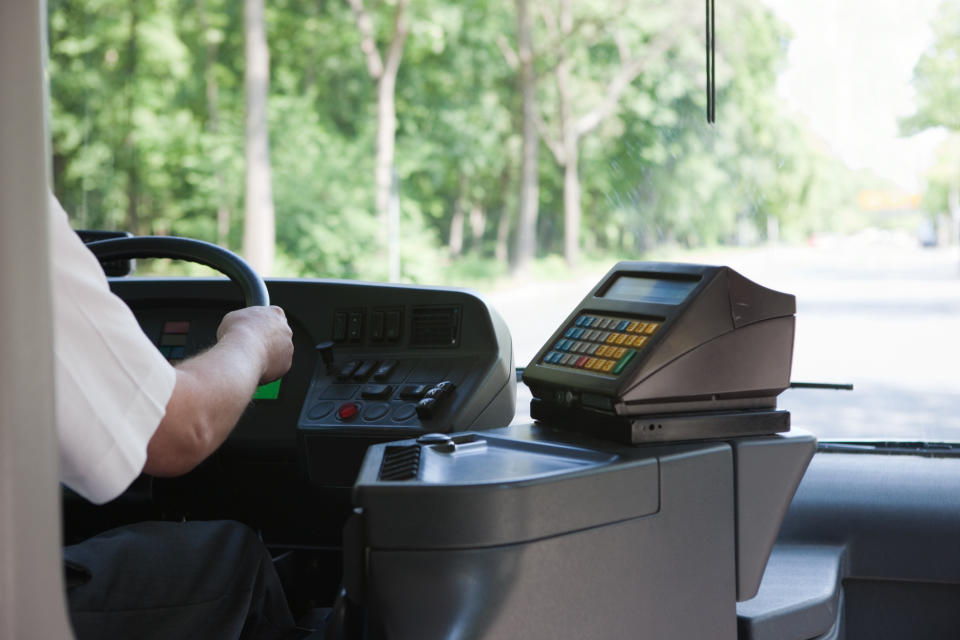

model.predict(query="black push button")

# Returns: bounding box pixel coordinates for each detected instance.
[424,380,455,400]
[373,360,397,381]
[307,401,335,420]
[362,403,390,421]
[392,404,417,421]
[415,397,438,420]
[353,360,376,380]
[361,384,393,400]
[348,312,363,342]
[337,360,361,380]
[333,312,348,342]
[399,384,429,400]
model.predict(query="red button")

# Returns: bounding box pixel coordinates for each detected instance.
[337,402,359,420]
[575,356,589,368]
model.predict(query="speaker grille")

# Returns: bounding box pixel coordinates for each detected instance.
[378,445,421,481]
[410,305,461,347]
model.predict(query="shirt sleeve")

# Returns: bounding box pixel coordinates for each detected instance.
[50,194,177,505]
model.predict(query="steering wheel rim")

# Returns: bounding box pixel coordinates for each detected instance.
[86,236,270,307]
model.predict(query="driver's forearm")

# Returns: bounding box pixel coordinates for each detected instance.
[143,330,266,477]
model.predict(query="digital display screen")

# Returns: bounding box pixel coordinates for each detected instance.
[603,275,699,305]
[252,379,282,400]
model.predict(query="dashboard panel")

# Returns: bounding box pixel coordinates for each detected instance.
[110,277,516,485]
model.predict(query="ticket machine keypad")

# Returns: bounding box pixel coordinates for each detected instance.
[540,313,661,375]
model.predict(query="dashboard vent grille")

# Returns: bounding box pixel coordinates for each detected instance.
[410,305,461,347]
[378,445,421,481]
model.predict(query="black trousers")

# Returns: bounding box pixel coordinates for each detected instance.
[63,520,296,640]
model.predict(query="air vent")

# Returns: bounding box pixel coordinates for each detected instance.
[410,305,461,347]
[378,445,422,481]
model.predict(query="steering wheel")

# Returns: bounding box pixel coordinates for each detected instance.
[85,236,270,307]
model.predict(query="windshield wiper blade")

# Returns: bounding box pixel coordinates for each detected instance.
[789,381,854,391]
[819,441,960,455]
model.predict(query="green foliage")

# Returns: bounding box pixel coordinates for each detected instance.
[901,0,960,222]
[901,1,960,134]
[48,0,866,283]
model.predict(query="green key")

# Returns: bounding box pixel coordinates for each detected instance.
[612,348,637,375]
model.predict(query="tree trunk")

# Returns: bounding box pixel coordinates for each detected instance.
[449,197,465,258]
[512,0,538,276]
[496,205,511,264]
[374,73,398,231]
[198,0,230,247]
[346,0,409,255]
[495,164,513,263]
[124,2,140,234]
[556,0,581,268]
[243,0,275,275]
[449,174,467,257]
[469,202,486,250]
[563,141,581,267]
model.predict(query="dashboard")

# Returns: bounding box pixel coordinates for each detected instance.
[63,277,515,547]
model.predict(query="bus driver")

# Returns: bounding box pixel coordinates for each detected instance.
[50,194,300,640]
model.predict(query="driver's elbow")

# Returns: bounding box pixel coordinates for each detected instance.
[143,373,216,477]
[143,419,211,477]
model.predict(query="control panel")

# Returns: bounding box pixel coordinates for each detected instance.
[293,281,515,487]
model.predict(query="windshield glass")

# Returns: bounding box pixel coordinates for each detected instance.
[47,0,960,441]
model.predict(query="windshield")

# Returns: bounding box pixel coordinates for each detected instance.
[47,0,960,441]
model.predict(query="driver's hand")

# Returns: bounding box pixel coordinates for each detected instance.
[217,306,294,385]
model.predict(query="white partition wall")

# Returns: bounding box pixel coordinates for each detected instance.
[0,0,75,637]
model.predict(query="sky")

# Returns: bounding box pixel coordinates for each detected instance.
[762,0,947,191]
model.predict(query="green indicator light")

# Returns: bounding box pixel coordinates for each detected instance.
[253,379,282,400]
[612,349,637,375]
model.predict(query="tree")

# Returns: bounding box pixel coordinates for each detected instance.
[46,0,849,281]
[901,1,960,134]
[535,0,700,267]
[197,0,231,247]
[901,1,960,241]
[513,0,539,275]
[346,0,411,234]
[243,0,276,275]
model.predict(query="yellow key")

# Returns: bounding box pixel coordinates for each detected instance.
[614,333,628,345]
[606,333,619,344]
[601,359,615,372]
[611,347,626,359]
[634,336,649,349]
[626,321,639,333]
[633,322,647,333]
[596,345,608,357]
[586,357,598,369]
[643,322,659,335]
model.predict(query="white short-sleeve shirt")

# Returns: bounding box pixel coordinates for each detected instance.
[50,195,177,505]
